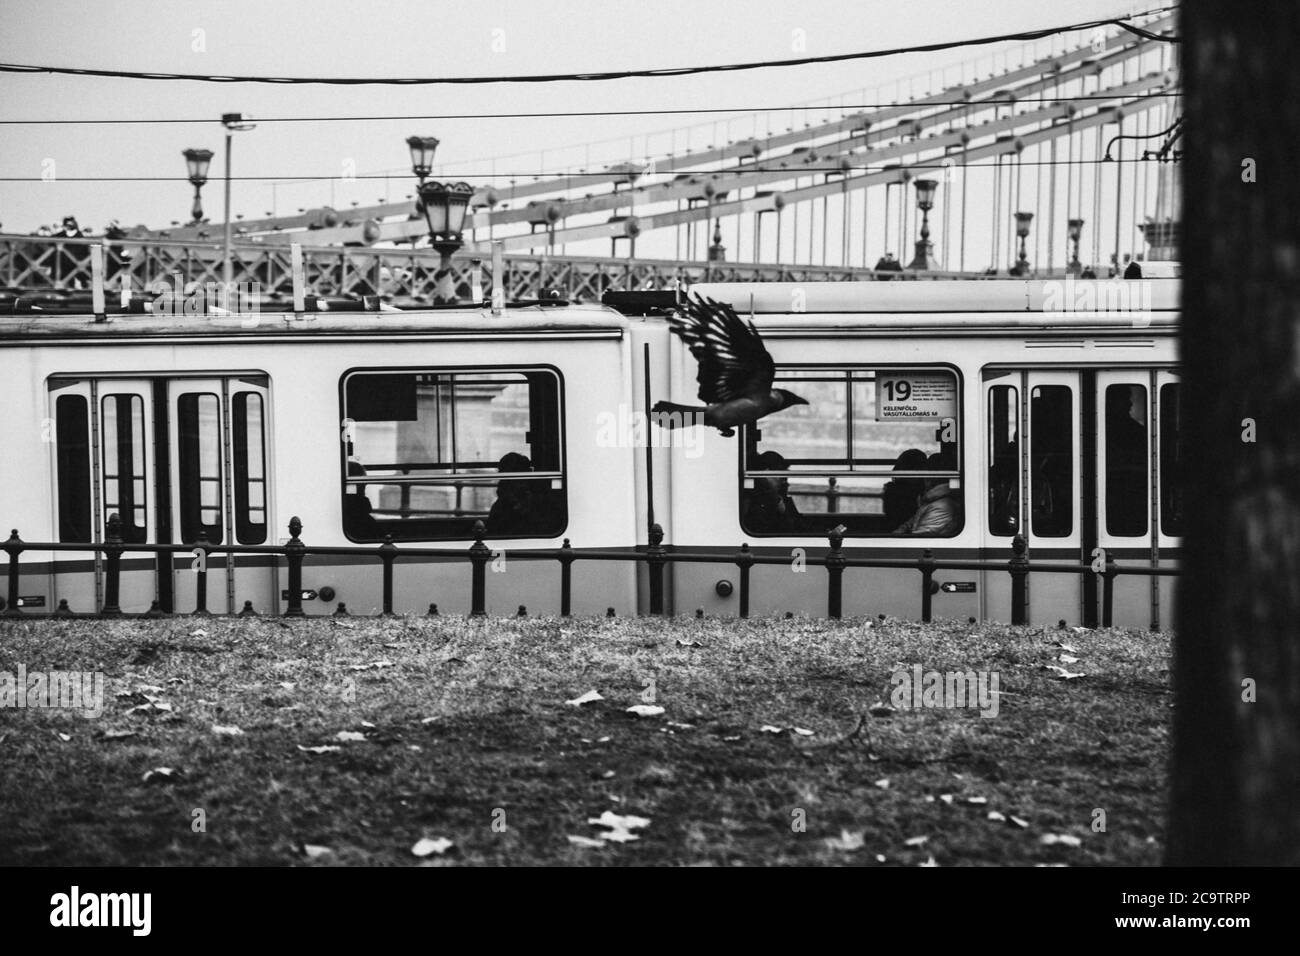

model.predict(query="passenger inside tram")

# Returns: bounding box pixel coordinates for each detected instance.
[881,448,929,530]
[893,452,962,535]
[485,452,556,536]
[742,451,810,534]
[342,458,380,538]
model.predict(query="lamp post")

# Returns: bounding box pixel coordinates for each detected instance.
[182,148,213,225]
[1067,217,1085,276]
[418,180,474,304]
[906,178,940,271]
[407,135,440,185]
[1011,211,1034,276]
[220,113,256,290]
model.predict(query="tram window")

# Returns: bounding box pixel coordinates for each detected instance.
[1029,385,1072,538]
[1160,383,1184,537]
[177,393,224,544]
[341,368,565,541]
[1105,384,1148,537]
[988,385,1019,536]
[101,393,147,543]
[232,392,268,545]
[55,394,92,543]
[742,367,962,537]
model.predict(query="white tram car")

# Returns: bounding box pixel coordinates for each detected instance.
[0,279,1181,627]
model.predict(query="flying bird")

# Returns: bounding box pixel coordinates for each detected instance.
[652,293,808,437]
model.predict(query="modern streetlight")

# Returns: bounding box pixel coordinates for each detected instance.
[220,113,256,290]
[1011,211,1034,276]
[182,148,214,225]
[906,178,940,271]
[1067,217,1085,275]
[417,180,475,304]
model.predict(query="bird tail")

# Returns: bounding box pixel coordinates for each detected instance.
[650,401,706,428]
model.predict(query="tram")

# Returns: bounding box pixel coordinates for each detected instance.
[0,277,1180,627]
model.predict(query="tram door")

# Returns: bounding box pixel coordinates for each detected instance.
[167,378,274,615]
[49,375,273,615]
[981,370,1082,625]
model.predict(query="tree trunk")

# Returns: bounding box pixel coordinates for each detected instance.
[1169,2,1300,864]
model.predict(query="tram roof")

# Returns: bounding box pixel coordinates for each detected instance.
[688,278,1180,315]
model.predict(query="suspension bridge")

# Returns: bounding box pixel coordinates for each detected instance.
[0,11,1180,306]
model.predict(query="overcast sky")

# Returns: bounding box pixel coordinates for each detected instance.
[1,0,1152,245]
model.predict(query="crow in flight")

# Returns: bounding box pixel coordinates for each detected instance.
[652,293,808,437]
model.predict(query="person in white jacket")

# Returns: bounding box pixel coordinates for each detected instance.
[894,453,962,536]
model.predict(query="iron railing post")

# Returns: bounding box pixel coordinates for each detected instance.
[736,542,753,619]
[920,548,935,623]
[559,538,573,617]
[284,516,305,617]
[3,528,23,616]
[469,520,489,616]
[1009,534,1029,625]
[193,529,210,616]
[1102,552,1117,628]
[647,523,666,615]
[102,513,123,618]
[826,524,846,619]
[379,534,397,616]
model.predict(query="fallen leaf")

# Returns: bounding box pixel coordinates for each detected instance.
[1044,664,1086,680]
[212,725,245,736]
[411,837,454,857]
[566,835,605,849]
[874,778,891,790]
[348,660,395,672]
[939,794,954,805]
[189,629,207,638]
[1009,815,1030,829]
[759,725,785,734]
[420,716,439,724]
[597,829,640,843]
[57,732,71,742]
[588,811,651,831]
[565,689,604,707]
[987,811,1007,822]
[625,704,665,718]
[965,796,988,806]
[1040,833,1082,847]
[1059,654,1080,664]
[824,829,865,851]
[792,727,815,737]
[303,844,332,859]
[722,735,741,742]
[103,729,137,740]
[919,855,939,867]
[334,731,366,742]
[601,770,616,779]
[875,854,887,863]
[904,835,929,847]
[142,767,180,783]
[137,684,165,693]
[296,744,342,755]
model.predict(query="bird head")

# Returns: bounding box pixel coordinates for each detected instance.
[776,389,809,410]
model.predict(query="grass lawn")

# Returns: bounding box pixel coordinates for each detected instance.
[0,614,1170,866]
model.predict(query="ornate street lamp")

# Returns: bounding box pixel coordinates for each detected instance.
[906,178,940,271]
[220,113,256,290]
[182,148,214,225]
[418,180,474,304]
[407,136,440,184]
[1011,211,1034,276]
[1067,218,1085,275]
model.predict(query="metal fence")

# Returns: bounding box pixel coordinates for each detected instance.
[2,514,1178,625]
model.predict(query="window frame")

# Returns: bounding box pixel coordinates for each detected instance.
[338,364,567,542]
[738,362,964,538]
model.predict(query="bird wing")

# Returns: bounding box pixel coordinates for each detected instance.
[666,293,775,403]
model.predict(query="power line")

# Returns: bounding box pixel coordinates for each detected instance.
[0,157,1173,185]
[0,93,1183,126]
[0,10,1177,86]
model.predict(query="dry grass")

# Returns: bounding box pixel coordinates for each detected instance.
[0,614,1170,866]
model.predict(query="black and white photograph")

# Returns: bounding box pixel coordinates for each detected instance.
[0,0,1293,933]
